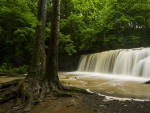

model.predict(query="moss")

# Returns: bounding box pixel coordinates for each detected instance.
[93,110,98,113]
[0,97,3,100]
[60,80,66,85]
[52,88,73,97]
[0,108,7,113]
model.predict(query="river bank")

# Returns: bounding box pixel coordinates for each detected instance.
[1,91,150,113]
[1,74,150,113]
[28,91,150,113]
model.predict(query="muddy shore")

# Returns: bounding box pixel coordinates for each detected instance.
[1,90,150,113]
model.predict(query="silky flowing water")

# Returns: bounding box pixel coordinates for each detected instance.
[59,48,150,99]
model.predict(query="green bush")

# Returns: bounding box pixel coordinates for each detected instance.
[0,63,28,74]
[0,108,6,113]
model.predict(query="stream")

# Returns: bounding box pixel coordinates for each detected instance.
[59,71,150,99]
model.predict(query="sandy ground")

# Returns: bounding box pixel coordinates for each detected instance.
[0,76,24,83]
[28,93,96,113]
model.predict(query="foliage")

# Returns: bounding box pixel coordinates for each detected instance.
[60,80,66,85]
[0,108,6,113]
[59,32,76,55]
[0,0,150,66]
[0,63,29,74]
[59,0,150,53]
[79,28,98,50]
[103,35,122,50]
[0,0,37,64]
[60,80,70,85]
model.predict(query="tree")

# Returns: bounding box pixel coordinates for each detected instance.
[12,0,49,111]
[28,0,47,77]
[45,0,62,88]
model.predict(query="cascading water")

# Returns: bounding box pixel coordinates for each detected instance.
[77,48,150,78]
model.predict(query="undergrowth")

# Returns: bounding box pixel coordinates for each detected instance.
[0,63,28,74]
[0,108,6,113]
[60,80,70,85]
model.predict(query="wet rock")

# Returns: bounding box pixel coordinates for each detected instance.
[144,80,150,84]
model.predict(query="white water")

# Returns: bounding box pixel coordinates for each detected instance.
[77,48,150,77]
[59,72,150,99]
[59,48,150,99]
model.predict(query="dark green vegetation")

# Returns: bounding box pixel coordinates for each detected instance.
[1,0,150,69]
[0,63,28,74]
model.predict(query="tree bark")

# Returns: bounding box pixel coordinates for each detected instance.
[28,0,47,78]
[45,0,61,88]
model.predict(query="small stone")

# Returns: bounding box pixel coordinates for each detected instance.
[66,103,74,107]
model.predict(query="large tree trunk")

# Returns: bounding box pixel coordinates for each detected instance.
[23,0,63,109]
[1,1,63,112]
[45,0,62,88]
[28,0,47,77]
[19,1,48,111]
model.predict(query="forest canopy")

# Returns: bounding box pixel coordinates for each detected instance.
[0,0,150,67]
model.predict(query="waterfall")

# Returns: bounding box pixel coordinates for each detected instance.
[77,50,120,73]
[77,48,150,77]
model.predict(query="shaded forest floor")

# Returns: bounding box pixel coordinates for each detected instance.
[1,91,150,113]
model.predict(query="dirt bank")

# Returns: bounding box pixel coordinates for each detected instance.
[28,92,150,113]
[1,91,150,113]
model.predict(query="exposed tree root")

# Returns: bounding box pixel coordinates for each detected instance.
[8,78,63,113]
[0,79,21,89]
[0,78,93,113]
[13,79,49,112]
[0,80,21,103]
[62,86,94,94]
